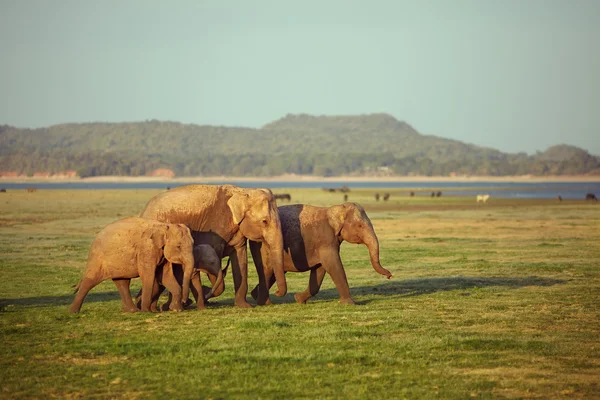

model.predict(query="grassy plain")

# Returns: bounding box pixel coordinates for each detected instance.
[0,188,599,399]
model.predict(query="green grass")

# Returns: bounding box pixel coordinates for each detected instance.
[1,188,599,399]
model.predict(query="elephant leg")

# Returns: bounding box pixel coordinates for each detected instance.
[139,272,157,312]
[113,278,138,312]
[295,266,326,304]
[195,273,206,310]
[251,269,275,306]
[189,270,201,305]
[69,276,101,313]
[250,241,271,306]
[230,248,252,308]
[149,280,164,312]
[135,280,164,312]
[161,263,183,312]
[321,252,355,305]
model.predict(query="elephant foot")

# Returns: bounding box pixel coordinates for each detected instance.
[196,303,207,311]
[294,292,309,304]
[339,297,356,305]
[256,296,272,306]
[250,287,259,300]
[122,306,139,313]
[234,300,253,308]
[183,298,194,308]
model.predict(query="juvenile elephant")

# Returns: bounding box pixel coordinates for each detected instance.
[69,217,195,313]
[140,184,286,308]
[138,244,226,311]
[249,202,392,305]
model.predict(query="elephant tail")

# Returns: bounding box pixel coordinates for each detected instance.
[72,280,81,294]
[222,258,230,277]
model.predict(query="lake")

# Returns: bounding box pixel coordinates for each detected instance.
[1,180,599,199]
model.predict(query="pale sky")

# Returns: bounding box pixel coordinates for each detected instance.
[1,0,599,155]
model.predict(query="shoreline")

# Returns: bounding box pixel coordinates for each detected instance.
[1,174,599,184]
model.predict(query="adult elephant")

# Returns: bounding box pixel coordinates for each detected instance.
[249,202,392,305]
[140,184,286,308]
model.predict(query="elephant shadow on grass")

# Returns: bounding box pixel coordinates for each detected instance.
[0,290,240,311]
[0,276,567,310]
[300,276,566,305]
[0,291,123,310]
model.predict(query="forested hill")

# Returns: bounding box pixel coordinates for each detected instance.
[1,114,599,177]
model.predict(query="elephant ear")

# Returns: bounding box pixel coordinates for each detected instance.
[151,224,169,249]
[227,193,249,225]
[327,204,349,236]
[176,223,193,241]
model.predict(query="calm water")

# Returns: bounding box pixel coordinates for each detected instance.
[1,180,599,199]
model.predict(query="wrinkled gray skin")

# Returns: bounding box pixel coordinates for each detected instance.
[69,217,194,313]
[136,244,225,311]
[139,184,286,308]
[249,203,392,305]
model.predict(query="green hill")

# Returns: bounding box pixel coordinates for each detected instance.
[0,114,598,177]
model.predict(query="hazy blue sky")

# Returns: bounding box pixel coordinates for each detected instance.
[1,0,599,155]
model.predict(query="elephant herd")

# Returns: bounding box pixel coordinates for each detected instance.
[70,184,392,313]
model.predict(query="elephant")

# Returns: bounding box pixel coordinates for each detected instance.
[69,217,195,313]
[139,184,286,308]
[137,244,226,311]
[274,193,291,202]
[248,202,392,305]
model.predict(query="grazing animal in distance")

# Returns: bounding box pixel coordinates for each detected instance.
[375,193,380,201]
[409,191,415,197]
[383,193,390,201]
[557,195,563,202]
[274,193,291,202]
[476,194,490,203]
[431,192,435,197]
[343,194,348,202]
[585,193,597,201]
[436,191,442,197]
[0,188,6,193]
[27,187,37,192]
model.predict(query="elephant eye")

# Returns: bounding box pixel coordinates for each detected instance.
[262,219,269,225]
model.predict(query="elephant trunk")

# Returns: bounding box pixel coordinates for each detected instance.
[181,255,195,306]
[268,233,287,297]
[205,267,224,300]
[205,258,229,300]
[363,229,392,279]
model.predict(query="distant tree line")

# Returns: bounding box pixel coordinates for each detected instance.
[1,150,598,178]
[0,116,598,177]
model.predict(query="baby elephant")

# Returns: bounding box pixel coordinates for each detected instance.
[69,217,195,313]
[139,244,225,311]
